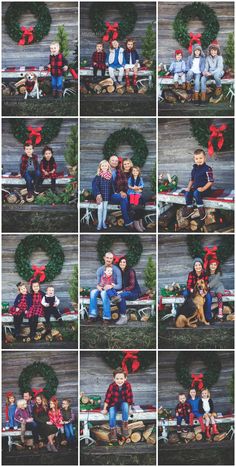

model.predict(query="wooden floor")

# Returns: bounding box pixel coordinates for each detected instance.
[81,443,156,466]
[2,447,78,466]
[80,94,156,117]
[2,97,78,117]
[158,101,234,117]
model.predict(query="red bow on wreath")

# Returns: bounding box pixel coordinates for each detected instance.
[113,254,124,264]
[69,67,78,80]
[18,26,34,46]
[31,265,46,283]
[188,32,202,53]
[203,246,218,270]
[208,124,228,157]
[122,351,140,374]
[32,387,44,398]
[191,373,204,390]
[103,21,119,42]
[27,126,42,145]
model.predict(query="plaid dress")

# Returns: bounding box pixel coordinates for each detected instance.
[40,158,57,179]
[49,54,68,77]
[92,51,106,70]
[26,291,44,318]
[175,402,192,417]
[10,293,32,316]
[105,381,133,408]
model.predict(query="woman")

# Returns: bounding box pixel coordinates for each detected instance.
[115,257,141,325]
[33,394,58,452]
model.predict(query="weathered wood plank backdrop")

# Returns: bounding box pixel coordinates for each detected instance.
[158,2,234,64]
[2,234,78,307]
[80,2,156,61]
[80,234,156,289]
[2,118,77,173]
[158,351,234,413]
[158,234,234,289]
[80,118,156,191]
[80,351,156,406]
[158,118,234,189]
[2,351,78,422]
[2,2,78,68]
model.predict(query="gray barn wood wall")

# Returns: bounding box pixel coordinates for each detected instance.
[2,2,78,68]
[158,234,234,289]
[80,351,156,406]
[2,351,78,421]
[2,234,78,307]
[80,234,156,290]
[80,118,156,192]
[80,2,156,62]
[158,118,234,190]
[2,118,77,174]
[158,351,234,414]
[158,2,234,64]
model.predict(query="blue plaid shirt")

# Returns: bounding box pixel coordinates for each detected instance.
[92,175,112,201]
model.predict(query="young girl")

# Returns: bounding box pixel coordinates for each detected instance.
[92,160,112,231]
[127,166,144,205]
[26,281,45,342]
[124,38,140,89]
[10,282,32,340]
[61,399,76,447]
[187,388,205,434]
[48,397,63,430]
[183,258,212,322]
[198,388,219,439]
[92,42,106,79]
[33,394,58,452]
[186,44,205,104]
[206,259,225,320]
[106,40,125,87]
[14,399,33,443]
[5,392,18,430]
[40,146,57,193]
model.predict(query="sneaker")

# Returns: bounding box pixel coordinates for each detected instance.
[115,315,128,325]
[111,295,122,304]
[198,206,206,221]
[102,223,108,230]
[182,206,194,219]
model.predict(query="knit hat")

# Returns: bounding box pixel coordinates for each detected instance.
[191,43,204,57]
[193,257,203,268]
[208,40,221,55]
[175,49,183,56]
[6,392,14,398]
[208,258,220,267]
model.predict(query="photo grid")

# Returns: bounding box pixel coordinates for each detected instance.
[0,1,235,466]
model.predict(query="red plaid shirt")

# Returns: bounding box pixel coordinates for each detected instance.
[49,53,68,77]
[20,154,39,176]
[40,159,57,179]
[175,402,192,417]
[48,408,63,429]
[105,381,133,408]
[186,270,209,291]
[26,292,44,318]
[10,293,32,316]
[92,51,106,70]
[114,170,130,193]
[99,274,114,288]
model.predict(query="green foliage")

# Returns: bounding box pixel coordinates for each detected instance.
[190,119,234,152]
[144,256,156,290]
[97,235,143,268]
[73,40,78,72]
[102,351,156,372]
[4,2,51,44]
[224,32,234,70]
[64,126,78,167]
[10,119,62,146]
[89,2,137,40]
[228,371,234,404]
[34,181,77,206]
[18,361,58,400]
[187,235,234,265]
[55,25,70,57]
[69,265,78,304]
[141,23,156,62]
[175,352,221,389]
[103,128,148,168]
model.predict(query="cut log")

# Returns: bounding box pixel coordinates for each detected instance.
[117,86,125,95]
[195,433,202,441]
[99,78,114,87]
[204,208,216,226]
[138,86,148,94]
[94,84,102,94]
[117,218,124,227]
[112,312,119,320]
[125,437,131,444]
[143,424,154,440]
[159,206,177,229]
[176,208,189,230]
[128,421,145,431]
[214,432,227,442]
[107,85,115,93]
[131,431,142,443]
[129,313,138,321]
[146,433,156,445]
[91,428,110,443]
[190,218,203,231]
[194,426,202,435]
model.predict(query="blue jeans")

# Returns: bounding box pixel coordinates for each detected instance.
[64,422,75,441]
[106,288,118,300]
[24,169,41,193]
[111,193,132,226]
[51,75,63,91]
[201,71,224,92]
[119,290,139,315]
[26,421,39,442]
[183,289,212,321]
[185,189,211,208]
[89,289,111,319]
[109,402,129,428]
[186,70,201,92]
[177,415,189,427]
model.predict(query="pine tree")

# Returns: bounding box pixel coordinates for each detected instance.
[144,256,156,291]
[141,23,156,62]
[64,126,78,169]
[55,25,70,57]
[69,265,78,304]
[224,32,234,70]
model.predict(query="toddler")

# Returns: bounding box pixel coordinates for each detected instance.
[26,280,45,341]
[92,43,106,78]
[187,388,205,434]
[14,399,33,443]
[168,49,186,89]
[48,41,68,98]
[199,388,219,439]
[40,146,57,193]
[175,393,192,433]
[186,44,205,104]
[20,142,41,197]
[41,285,62,333]
[127,166,144,205]
[97,266,121,304]
[5,392,18,430]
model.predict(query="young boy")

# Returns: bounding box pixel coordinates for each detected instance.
[175,393,192,434]
[186,44,205,104]
[48,41,68,98]
[20,143,41,198]
[92,42,107,79]
[183,148,214,221]
[168,49,186,89]
[97,266,121,304]
[106,40,126,88]
[101,367,133,442]
[41,285,62,333]
[201,40,224,104]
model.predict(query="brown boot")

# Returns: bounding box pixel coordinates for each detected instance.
[215,87,222,97]
[186,82,192,94]
[57,90,63,98]
[198,206,206,221]
[200,91,207,106]
[122,421,129,438]
[110,428,117,442]
[193,91,199,105]
[182,206,194,219]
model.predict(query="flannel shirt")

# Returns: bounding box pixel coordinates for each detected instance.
[10,293,32,316]
[104,381,133,408]
[48,408,63,429]
[49,53,68,77]
[61,407,73,423]
[123,269,136,291]
[92,51,106,70]
[92,175,112,202]
[26,291,44,318]
[20,154,39,176]
[187,270,209,291]
[190,163,214,189]
[175,401,192,417]
[99,273,114,288]
[114,170,130,193]
[40,159,57,179]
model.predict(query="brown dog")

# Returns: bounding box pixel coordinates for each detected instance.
[193,279,209,325]
[175,312,198,328]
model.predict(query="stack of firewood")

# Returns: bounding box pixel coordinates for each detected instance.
[91,421,156,445]
[81,77,149,95]
[159,206,233,233]
[168,427,228,444]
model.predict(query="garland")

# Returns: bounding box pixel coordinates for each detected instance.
[18,361,58,400]
[173,2,219,51]
[190,119,234,156]
[10,119,62,146]
[89,2,137,41]
[4,2,51,45]
[187,235,234,267]
[15,235,64,282]
[103,128,148,168]
[175,352,221,390]
[97,235,143,267]
[103,351,155,373]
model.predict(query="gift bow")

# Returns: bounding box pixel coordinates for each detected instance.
[32,388,44,398]
[203,246,218,270]
[31,265,46,283]
[188,32,202,53]
[113,254,124,264]
[122,351,140,374]
[208,124,228,157]
[102,21,119,42]
[191,373,204,390]
[18,26,34,46]
[27,126,42,145]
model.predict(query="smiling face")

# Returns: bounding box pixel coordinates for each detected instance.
[210,47,218,57]
[62,400,69,409]
[32,282,40,293]
[36,396,42,405]
[114,372,126,386]
[194,49,201,57]
[209,262,218,273]
[194,152,205,166]
[19,284,27,295]
[47,286,54,297]
[119,258,127,270]
[109,155,119,168]
[96,43,103,53]
[201,389,208,399]
[132,167,140,178]
[112,40,119,49]
[24,145,34,157]
[100,160,110,172]
[104,252,114,267]
[50,43,60,56]
[44,150,53,161]
[189,388,197,399]
[194,262,203,275]
[179,394,186,404]
[9,396,15,404]
[105,266,113,278]
[127,40,134,50]
[176,53,182,61]
[23,392,31,402]
[123,159,132,172]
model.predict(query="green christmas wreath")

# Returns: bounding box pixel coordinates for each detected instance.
[187,235,234,265]
[175,352,221,389]
[103,128,148,168]
[190,119,234,154]
[89,2,137,41]
[4,2,52,45]
[103,351,156,373]
[19,361,58,400]
[97,235,143,267]
[173,2,219,50]
[10,119,62,146]
[15,235,65,282]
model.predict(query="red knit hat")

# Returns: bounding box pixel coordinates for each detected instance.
[175,49,183,56]
[6,391,14,398]
[209,258,220,267]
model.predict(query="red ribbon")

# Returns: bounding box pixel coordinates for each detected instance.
[32,387,44,398]
[191,373,204,390]
[69,67,78,80]
[27,126,42,145]
[18,26,34,46]
[113,254,124,265]
[31,265,46,283]
[121,351,140,374]
[188,32,202,53]
[102,21,119,42]
[203,246,218,270]
[208,124,228,157]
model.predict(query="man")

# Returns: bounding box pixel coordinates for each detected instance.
[23,391,39,448]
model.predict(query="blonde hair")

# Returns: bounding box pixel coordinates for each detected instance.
[132,165,141,176]
[17,399,27,409]
[201,388,210,398]
[50,41,60,48]
[122,158,133,171]
[97,160,112,175]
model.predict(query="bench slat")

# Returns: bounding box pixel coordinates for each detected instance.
[2,177,71,186]
[160,292,235,305]
[158,193,234,211]
[2,313,78,323]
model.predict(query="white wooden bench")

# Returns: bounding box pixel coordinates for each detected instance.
[158,189,234,211]
[80,296,155,319]
[158,76,234,86]
[2,176,72,186]
[2,428,62,452]
[80,67,153,88]
[80,201,156,225]
[2,312,78,335]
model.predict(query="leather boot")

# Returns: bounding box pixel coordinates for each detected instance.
[122,421,129,437]
[139,219,145,231]
[186,82,192,94]
[212,423,219,435]
[110,427,117,442]
[200,91,207,105]
[193,91,199,105]
[205,426,211,439]
[133,220,143,232]
[215,87,222,97]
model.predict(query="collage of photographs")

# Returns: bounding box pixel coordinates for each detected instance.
[0,1,235,466]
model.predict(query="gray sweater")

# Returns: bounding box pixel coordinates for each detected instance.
[204,55,224,74]
[208,273,225,294]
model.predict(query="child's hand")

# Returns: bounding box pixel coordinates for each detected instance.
[44,171,49,176]
[101,409,108,415]
[120,191,127,198]
[96,194,102,205]
[97,285,103,291]
[63,66,68,72]
[93,62,97,66]
[197,187,204,192]
[47,422,52,425]
[16,307,19,312]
